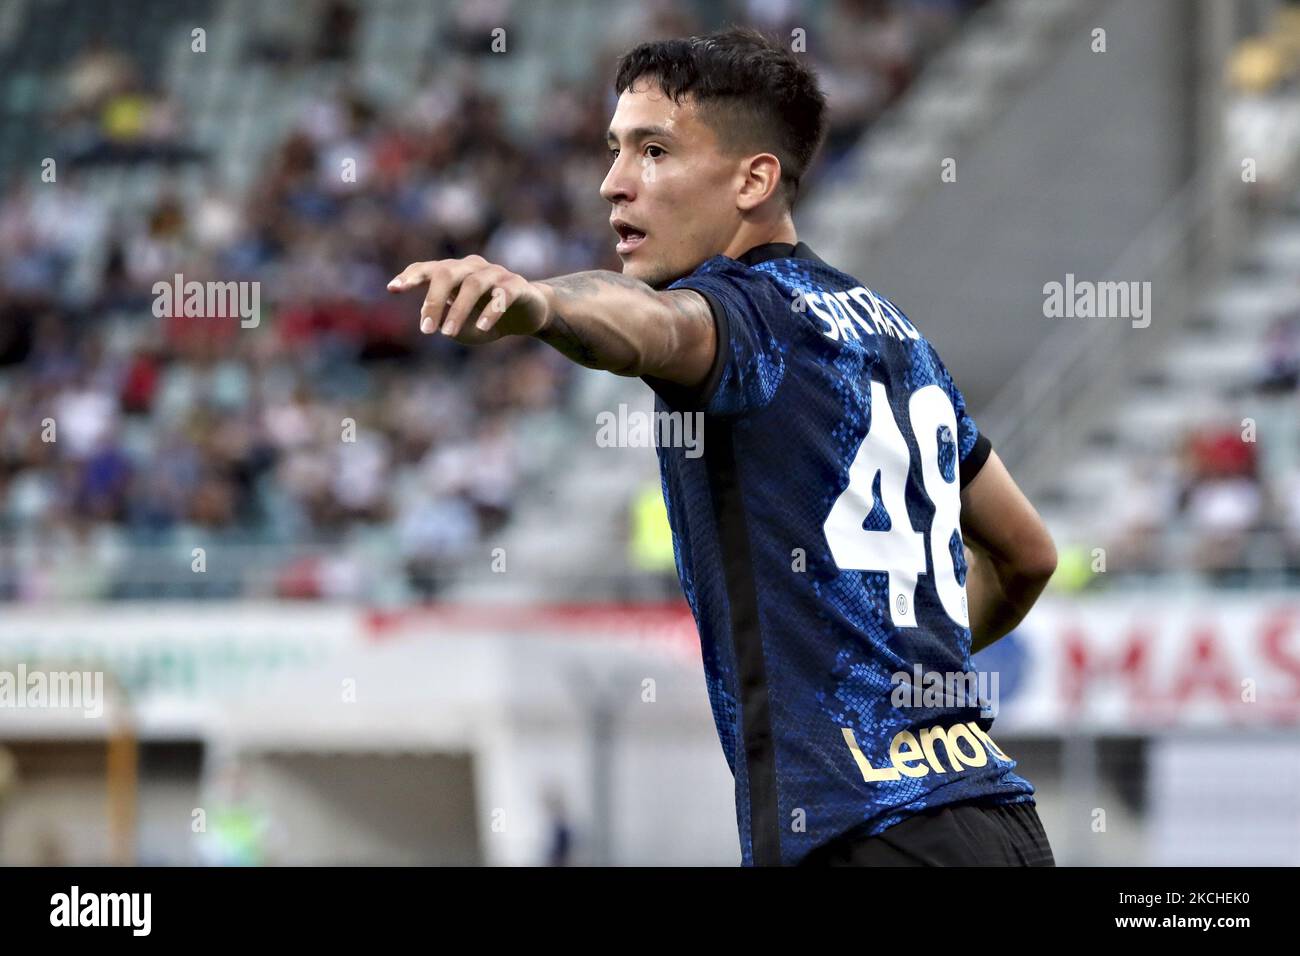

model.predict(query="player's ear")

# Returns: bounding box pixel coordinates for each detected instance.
[736,153,783,211]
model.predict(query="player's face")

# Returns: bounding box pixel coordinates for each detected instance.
[601,82,742,289]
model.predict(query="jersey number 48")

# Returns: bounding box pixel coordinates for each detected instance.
[823,381,969,629]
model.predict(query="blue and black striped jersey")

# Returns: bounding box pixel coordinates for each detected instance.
[644,241,1036,866]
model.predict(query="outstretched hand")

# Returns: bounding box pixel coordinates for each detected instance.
[387,255,551,344]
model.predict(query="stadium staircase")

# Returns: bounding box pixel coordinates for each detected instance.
[976,5,1300,584]
[804,0,1080,266]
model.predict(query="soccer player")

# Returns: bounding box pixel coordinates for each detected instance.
[388,27,1058,867]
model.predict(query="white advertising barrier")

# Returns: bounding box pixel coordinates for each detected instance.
[0,602,703,742]
[0,603,732,866]
[2,596,1298,738]
[0,604,355,738]
[981,592,1300,733]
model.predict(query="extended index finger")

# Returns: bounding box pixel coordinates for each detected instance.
[387,261,440,292]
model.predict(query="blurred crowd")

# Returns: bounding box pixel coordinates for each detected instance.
[1080,6,1300,588]
[0,64,580,599]
[58,38,200,168]
[1099,311,1300,586]
[0,0,988,601]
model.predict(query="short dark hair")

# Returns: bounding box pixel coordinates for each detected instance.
[613,26,828,208]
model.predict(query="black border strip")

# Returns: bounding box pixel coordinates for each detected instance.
[703,419,782,866]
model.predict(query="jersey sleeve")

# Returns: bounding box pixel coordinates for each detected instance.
[927,341,992,489]
[642,257,800,416]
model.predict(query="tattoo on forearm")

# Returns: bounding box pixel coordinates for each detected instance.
[543,271,646,297]
[535,271,653,369]
[532,271,710,377]
[536,311,601,367]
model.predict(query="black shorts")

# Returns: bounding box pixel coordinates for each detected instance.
[800,799,1056,867]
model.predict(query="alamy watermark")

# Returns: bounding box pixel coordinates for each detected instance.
[50,886,150,935]
[891,664,999,718]
[1043,273,1151,329]
[152,273,261,327]
[0,665,105,718]
[595,403,704,458]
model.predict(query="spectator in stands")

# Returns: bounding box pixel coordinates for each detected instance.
[1257,311,1300,393]
[1177,419,1266,579]
[1108,455,1180,576]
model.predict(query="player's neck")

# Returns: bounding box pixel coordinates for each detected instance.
[722,218,797,260]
